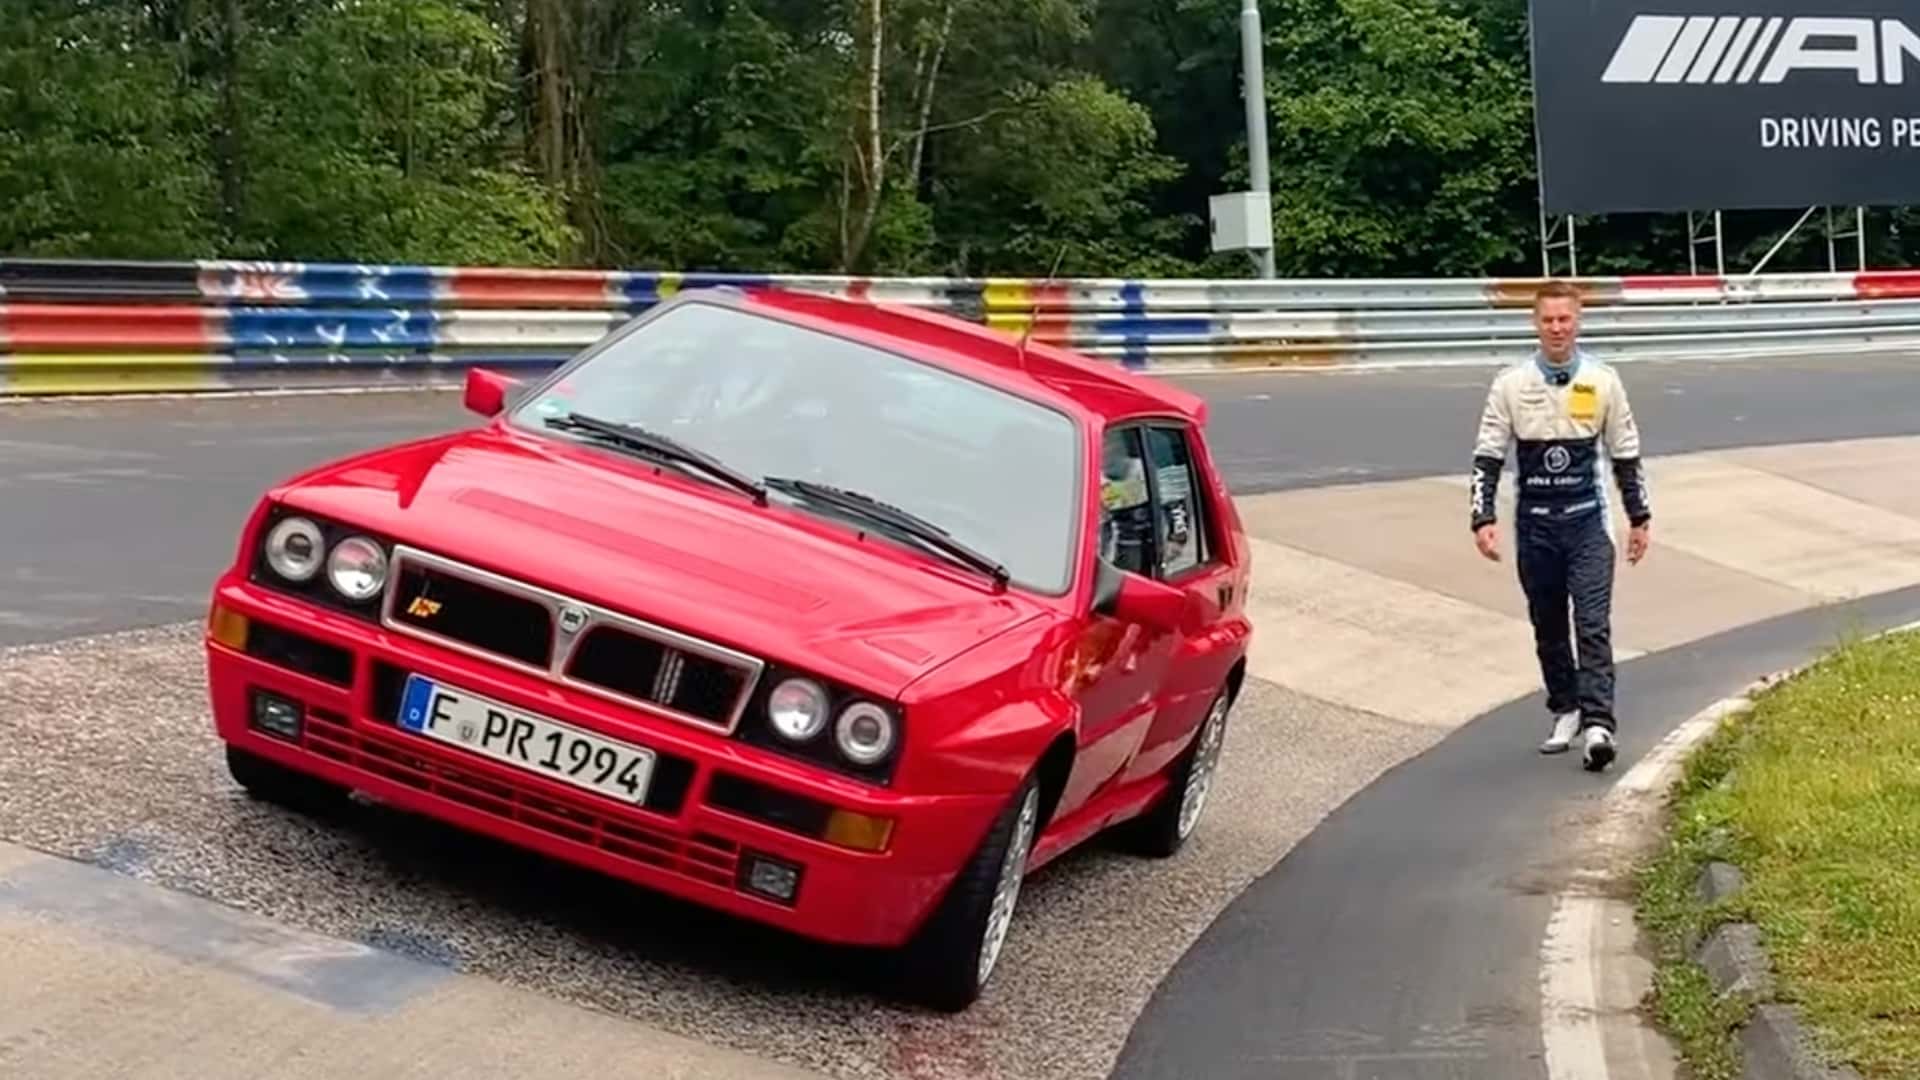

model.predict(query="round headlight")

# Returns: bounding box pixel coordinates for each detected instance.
[836,702,896,765]
[767,678,829,741]
[327,536,388,602]
[265,517,325,582]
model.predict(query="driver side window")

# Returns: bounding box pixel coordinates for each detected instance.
[1100,427,1155,576]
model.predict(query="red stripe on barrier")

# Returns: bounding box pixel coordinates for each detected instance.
[1033,282,1073,341]
[846,279,872,302]
[1853,271,1920,299]
[449,269,618,308]
[2,303,215,350]
[1620,275,1726,291]
[1485,278,1631,307]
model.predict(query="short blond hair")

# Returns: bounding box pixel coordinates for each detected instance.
[1533,280,1583,309]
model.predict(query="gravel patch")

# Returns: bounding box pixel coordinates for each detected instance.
[0,621,1441,1080]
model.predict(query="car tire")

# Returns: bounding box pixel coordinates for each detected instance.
[1122,684,1232,858]
[225,744,345,815]
[895,772,1042,1013]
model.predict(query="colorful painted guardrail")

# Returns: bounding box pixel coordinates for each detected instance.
[3,258,1919,395]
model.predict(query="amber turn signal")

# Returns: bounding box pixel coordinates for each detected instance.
[824,809,895,852]
[209,604,249,650]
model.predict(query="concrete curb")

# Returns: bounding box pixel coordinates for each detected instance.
[1686,876,1861,1080]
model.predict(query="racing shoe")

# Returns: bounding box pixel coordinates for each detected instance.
[1582,725,1617,772]
[1540,711,1582,755]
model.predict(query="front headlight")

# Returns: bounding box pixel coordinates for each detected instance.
[327,535,388,602]
[835,701,896,765]
[265,517,325,582]
[767,677,829,741]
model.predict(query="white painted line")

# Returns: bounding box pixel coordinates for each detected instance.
[1539,695,1751,1080]
[1541,891,1608,1079]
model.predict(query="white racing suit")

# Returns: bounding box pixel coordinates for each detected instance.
[1470,348,1650,732]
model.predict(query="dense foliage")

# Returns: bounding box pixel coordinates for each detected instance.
[3,0,1913,277]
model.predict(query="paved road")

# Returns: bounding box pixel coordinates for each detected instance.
[1109,584,1920,1079]
[1,354,1918,1079]
[5,352,1919,646]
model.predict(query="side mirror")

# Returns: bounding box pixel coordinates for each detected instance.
[1092,559,1187,633]
[464,367,519,418]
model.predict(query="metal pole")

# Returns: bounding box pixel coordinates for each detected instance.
[1241,0,1275,278]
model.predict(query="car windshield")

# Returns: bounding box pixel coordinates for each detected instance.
[506,300,1084,594]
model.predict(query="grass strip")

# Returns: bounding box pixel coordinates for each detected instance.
[1636,626,1920,1080]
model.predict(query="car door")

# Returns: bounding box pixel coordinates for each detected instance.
[1120,419,1247,784]
[1055,424,1180,816]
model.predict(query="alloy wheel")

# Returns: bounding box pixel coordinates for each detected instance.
[977,784,1039,988]
[1177,693,1229,840]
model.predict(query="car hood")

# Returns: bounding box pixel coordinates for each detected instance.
[266,426,1053,697]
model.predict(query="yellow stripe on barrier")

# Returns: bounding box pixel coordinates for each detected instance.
[983,279,1032,333]
[656,272,684,300]
[1,354,226,395]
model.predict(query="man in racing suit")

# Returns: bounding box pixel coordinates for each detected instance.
[1470,281,1651,772]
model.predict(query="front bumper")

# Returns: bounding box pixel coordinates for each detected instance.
[204,578,1003,948]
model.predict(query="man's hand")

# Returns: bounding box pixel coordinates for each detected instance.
[1475,524,1501,562]
[1627,522,1651,565]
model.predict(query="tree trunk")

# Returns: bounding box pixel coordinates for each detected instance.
[908,0,956,192]
[215,0,244,243]
[842,0,885,272]
[530,0,568,190]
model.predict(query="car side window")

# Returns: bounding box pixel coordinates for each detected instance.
[1100,427,1155,576]
[1143,424,1208,578]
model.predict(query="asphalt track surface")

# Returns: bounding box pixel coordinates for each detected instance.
[7,351,1920,647]
[3,350,1920,1080]
[1110,583,1920,1080]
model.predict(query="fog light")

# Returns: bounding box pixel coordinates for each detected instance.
[741,853,802,905]
[824,809,895,852]
[250,690,302,741]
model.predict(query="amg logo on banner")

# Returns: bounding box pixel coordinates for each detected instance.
[1601,16,1920,85]
[1528,1,1920,215]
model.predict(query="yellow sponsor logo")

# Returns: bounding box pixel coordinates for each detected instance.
[406,596,443,618]
[1568,382,1598,422]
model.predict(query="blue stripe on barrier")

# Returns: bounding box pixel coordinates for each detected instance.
[1120,283,1148,369]
[229,307,440,350]
[682,273,769,291]
[1090,316,1214,338]
[319,265,440,306]
[621,273,672,312]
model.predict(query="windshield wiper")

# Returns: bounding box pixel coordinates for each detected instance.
[545,411,768,505]
[763,476,1009,589]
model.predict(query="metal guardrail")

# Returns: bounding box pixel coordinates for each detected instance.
[2,257,1917,395]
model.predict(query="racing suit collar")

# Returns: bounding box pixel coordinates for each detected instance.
[1532,346,1588,384]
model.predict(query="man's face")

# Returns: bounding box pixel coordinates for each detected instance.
[1534,297,1580,362]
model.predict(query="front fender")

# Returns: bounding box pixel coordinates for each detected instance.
[895,691,1075,800]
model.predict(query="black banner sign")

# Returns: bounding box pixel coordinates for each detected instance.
[1529,1,1920,214]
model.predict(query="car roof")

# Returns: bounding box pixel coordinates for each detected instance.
[718,285,1210,427]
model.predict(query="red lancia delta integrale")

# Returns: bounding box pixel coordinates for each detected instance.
[203,286,1252,1011]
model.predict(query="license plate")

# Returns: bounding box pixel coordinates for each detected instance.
[397,675,655,805]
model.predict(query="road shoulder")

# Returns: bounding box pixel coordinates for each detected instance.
[0,837,826,1080]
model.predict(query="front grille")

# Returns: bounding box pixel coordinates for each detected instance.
[379,545,763,733]
[300,706,735,890]
[565,626,751,727]
[389,560,553,669]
